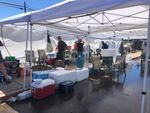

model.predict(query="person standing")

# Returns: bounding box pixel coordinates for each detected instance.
[75,36,84,54]
[56,36,67,61]
[75,36,85,68]
[101,41,108,49]
[119,39,125,56]
[0,51,11,83]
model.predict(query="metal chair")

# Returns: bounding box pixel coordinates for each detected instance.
[113,55,126,82]
[92,56,101,79]
[65,50,72,65]
[92,56,101,70]
[96,49,101,56]
[25,50,37,67]
[101,56,114,80]
[37,49,47,65]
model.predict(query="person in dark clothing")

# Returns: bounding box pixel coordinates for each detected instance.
[119,39,125,56]
[75,36,84,53]
[0,40,3,46]
[56,36,67,60]
[102,41,108,49]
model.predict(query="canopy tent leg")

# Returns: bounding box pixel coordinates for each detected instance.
[87,26,90,63]
[140,7,150,113]
[84,26,90,67]
[23,22,29,89]
[29,24,33,85]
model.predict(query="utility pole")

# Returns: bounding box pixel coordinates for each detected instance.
[0,1,34,11]
[24,1,26,13]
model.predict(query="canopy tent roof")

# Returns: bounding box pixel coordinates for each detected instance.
[0,0,149,41]
[39,5,148,37]
[0,0,149,25]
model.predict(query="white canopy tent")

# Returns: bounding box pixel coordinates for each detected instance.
[0,0,149,41]
[0,1,150,113]
[0,0,149,25]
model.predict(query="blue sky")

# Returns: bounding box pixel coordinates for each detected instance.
[0,0,64,19]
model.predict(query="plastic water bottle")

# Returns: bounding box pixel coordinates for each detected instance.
[17,90,32,101]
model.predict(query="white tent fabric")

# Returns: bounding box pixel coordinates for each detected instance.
[31,0,149,22]
[0,25,47,42]
[0,0,149,26]
[0,1,149,112]
[0,25,57,57]
[0,12,31,25]
[0,0,149,40]
[0,0,149,57]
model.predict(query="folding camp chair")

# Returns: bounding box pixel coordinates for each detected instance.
[37,49,48,65]
[25,50,37,67]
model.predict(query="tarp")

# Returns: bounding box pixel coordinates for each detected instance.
[0,0,149,25]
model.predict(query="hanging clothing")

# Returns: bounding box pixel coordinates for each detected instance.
[46,34,53,52]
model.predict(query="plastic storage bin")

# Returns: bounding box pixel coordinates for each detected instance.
[59,81,74,95]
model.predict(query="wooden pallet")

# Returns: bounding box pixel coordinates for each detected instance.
[0,102,18,113]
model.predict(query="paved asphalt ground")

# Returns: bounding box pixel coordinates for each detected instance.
[3,60,150,113]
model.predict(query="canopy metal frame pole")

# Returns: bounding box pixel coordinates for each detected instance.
[104,9,148,24]
[29,23,33,85]
[140,7,150,113]
[23,21,29,89]
[85,26,90,66]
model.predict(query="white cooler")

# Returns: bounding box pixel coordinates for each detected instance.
[48,69,76,85]
[76,67,89,82]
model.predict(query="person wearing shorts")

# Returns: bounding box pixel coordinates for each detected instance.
[0,51,10,83]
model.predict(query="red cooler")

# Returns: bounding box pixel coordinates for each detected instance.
[47,58,56,65]
[31,79,55,100]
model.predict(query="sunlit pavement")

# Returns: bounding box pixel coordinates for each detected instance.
[0,102,18,113]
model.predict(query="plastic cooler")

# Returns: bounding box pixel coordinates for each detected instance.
[48,69,76,85]
[32,71,49,81]
[76,67,89,82]
[76,53,85,69]
[5,56,16,61]
[47,58,56,65]
[31,79,55,100]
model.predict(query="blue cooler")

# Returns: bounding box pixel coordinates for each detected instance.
[32,71,49,81]
[76,53,85,69]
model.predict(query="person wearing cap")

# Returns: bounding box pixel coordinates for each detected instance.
[101,41,108,49]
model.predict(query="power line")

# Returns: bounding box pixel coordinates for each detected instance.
[0,1,35,12]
